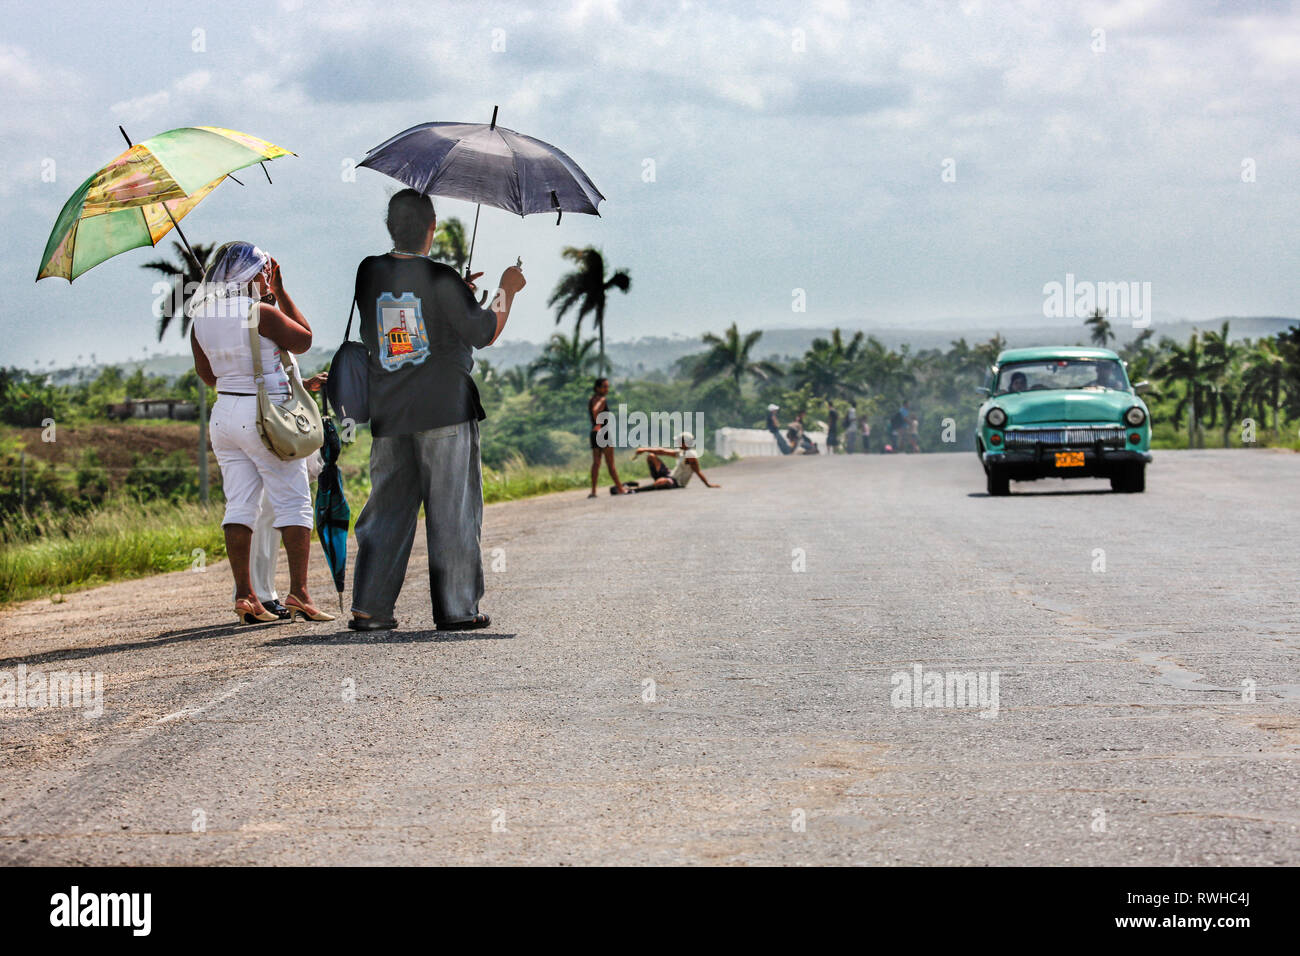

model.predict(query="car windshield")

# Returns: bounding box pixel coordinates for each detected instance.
[995,358,1129,395]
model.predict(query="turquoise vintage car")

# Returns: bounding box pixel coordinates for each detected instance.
[975,346,1152,496]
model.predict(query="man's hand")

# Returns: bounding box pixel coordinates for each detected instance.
[463,271,484,293]
[499,265,526,295]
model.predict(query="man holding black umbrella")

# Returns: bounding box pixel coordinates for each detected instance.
[348,189,525,632]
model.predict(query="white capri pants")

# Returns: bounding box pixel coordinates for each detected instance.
[209,394,312,530]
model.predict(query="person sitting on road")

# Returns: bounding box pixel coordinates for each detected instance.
[766,403,793,455]
[785,411,805,453]
[1008,371,1028,392]
[630,432,721,489]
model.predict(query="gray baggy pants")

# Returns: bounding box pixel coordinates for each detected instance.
[351,420,485,625]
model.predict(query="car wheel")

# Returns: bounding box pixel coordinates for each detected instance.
[1111,463,1145,493]
[987,468,1010,497]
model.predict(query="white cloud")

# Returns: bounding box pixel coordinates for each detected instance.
[109,90,170,125]
[2,0,1298,368]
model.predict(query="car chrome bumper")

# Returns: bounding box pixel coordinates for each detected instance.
[983,447,1151,477]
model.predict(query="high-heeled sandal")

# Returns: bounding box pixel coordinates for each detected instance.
[235,598,279,624]
[284,596,336,623]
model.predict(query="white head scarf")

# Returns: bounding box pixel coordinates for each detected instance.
[186,241,269,318]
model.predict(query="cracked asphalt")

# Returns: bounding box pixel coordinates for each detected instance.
[1,448,1297,865]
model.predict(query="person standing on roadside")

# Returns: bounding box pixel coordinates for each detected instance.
[348,189,525,632]
[588,377,627,497]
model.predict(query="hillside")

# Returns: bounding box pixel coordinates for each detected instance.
[32,316,1300,383]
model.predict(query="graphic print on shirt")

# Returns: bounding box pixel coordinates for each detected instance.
[376,292,430,371]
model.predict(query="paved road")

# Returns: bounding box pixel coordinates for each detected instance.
[1,449,1297,865]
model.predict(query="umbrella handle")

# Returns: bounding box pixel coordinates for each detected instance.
[465,202,482,279]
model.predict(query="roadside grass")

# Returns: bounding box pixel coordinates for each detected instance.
[1150,418,1300,451]
[0,500,227,605]
[0,449,730,605]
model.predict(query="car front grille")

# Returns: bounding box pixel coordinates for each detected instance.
[1003,426,1128,448]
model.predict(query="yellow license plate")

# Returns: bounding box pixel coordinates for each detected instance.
[1055,451,1085,468]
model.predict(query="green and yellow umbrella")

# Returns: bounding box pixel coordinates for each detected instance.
[37,126,293,282]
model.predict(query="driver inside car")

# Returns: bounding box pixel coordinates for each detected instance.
[1089,363,1124,389]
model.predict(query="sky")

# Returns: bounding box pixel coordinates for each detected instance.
[1,0,1297,369]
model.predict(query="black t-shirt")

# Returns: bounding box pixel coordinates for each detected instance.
[354,254,497,437]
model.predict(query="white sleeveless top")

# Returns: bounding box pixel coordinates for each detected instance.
[192,295,290,401]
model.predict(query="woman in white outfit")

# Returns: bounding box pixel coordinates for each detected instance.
[189,241,333,624]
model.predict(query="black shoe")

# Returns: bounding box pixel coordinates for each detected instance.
[262,599,292,620]
[437,613,491,631]
[347,617,398,631]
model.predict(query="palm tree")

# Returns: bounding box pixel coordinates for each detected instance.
[1240,337,1287,444]
[1202,322,1246,448]
[548,246,631,373]
[140,240,218,340]
[1085,308,1115,348]
[430,217,470,274]
[857,334,917,404]
[791,329,868,401]
[1155,332,1210,448]
[530,329,600,388]
[692,323,782,387]
[501,364,537,394]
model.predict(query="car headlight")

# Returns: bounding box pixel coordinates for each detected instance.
[986,407,1007,428]
[1124,406,1146,427]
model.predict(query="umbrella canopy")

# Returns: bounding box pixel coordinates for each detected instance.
[314,418,351,612]
[38,126,293,282]
[357,119,604,218]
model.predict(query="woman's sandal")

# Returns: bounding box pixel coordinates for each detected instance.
[284,595,336,623]
[235,598,278,625]
[437,613,491,631]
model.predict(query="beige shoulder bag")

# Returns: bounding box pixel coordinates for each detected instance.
[247,304,323,461]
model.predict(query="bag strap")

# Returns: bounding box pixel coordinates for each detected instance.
[247,302,266,391]
[343,298,358,341]
[343,270,360,341]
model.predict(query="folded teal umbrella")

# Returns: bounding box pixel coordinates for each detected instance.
[314,418,350,614]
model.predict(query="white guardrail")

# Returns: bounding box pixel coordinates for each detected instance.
[714,427,827,457]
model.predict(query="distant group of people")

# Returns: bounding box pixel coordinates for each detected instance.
[765,400,922,455]
[765,401,871,455]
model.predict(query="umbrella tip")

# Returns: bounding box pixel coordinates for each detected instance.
[490,105,499,130]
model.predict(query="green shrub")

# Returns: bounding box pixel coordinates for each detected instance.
[124,449,196,502]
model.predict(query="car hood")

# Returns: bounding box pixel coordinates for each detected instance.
[994,389,1133,425]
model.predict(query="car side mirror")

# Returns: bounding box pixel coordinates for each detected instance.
[1132,381,1150,395]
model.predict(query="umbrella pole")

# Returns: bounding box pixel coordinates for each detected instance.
[119,126,203,272]
[465,202,482,279]
[463,106,498,278]
[162,205,203,272]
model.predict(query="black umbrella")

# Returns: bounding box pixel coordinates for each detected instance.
[357,106,604,275]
